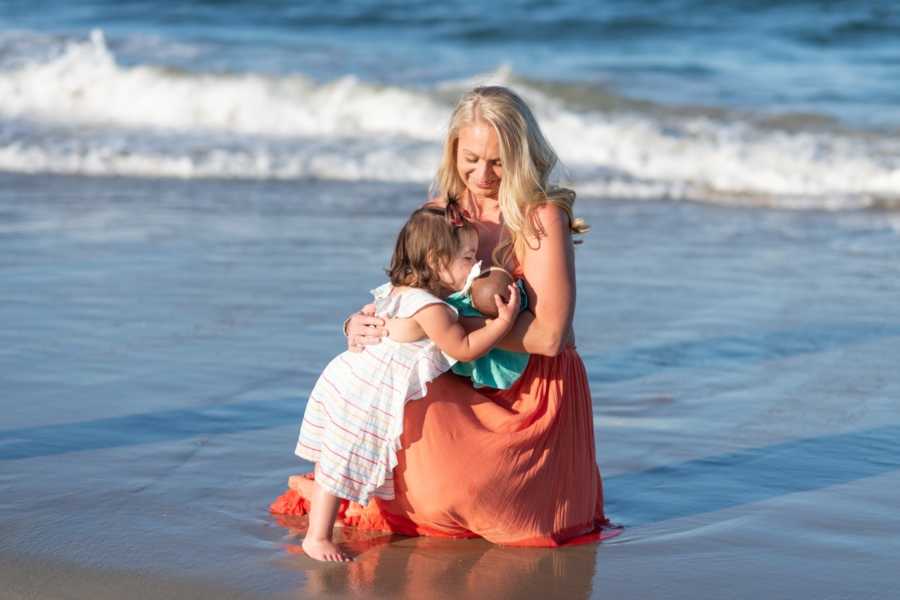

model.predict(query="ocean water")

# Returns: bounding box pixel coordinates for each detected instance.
[2,173,900,598]
[1,0,899,207]
[2,2,900,599]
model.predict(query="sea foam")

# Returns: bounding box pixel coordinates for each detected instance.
[1,31,899,211]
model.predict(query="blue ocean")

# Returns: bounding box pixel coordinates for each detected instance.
[1,0,899,207]
[2,3,900,599]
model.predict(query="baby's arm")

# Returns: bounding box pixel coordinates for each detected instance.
[414,286,520,362]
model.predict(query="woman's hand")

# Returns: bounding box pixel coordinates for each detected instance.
[345,304,387,352]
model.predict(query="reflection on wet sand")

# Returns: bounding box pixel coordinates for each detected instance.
[274,516,599,600]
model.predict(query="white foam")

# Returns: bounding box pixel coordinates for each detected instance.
[0,30,449,140]
[0,131,441,182]
[537,102,900,208]
[2,31,900,211]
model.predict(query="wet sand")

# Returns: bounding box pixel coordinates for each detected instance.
[2,173,899,598]
[0,553,265,600]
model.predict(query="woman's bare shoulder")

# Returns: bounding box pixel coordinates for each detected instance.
[524,202,571,245]
[531,202,569,227]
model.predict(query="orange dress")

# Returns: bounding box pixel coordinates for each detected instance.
[271,345,612,546]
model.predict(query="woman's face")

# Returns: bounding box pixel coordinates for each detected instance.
[456,121,503,202]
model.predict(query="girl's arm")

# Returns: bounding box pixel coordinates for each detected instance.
[415,287,519,362]
[491,204,577,357]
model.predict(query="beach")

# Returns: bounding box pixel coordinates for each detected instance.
[3,173,899,598]
[3,1,900,597]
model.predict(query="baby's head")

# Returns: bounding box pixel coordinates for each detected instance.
[387,197,478,298]
[469,267,515,318]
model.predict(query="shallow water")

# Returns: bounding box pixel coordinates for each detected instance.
[2,173,899,598]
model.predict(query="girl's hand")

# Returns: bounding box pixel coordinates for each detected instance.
[493,284,520,327]
[346,304,387,352]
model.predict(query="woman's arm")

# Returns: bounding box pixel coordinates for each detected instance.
[494,203,576,356]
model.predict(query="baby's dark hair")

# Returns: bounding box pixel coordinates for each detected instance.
[387,196,477,297]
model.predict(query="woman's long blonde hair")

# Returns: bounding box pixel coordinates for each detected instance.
[432,86,588,267]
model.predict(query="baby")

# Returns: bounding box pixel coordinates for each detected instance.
[445,262,530,390]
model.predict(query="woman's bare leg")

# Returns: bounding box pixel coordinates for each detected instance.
[289,474,315,496]
[301,480,352,562]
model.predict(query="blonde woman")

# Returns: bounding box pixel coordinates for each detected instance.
[273,86,610,546]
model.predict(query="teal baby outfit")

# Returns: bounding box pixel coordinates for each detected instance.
[445,278,530,390]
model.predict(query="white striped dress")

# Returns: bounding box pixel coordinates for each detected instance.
[295,283,458,505]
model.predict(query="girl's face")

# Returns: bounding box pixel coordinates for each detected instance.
[438,230,479,292]
[456,122,503,202]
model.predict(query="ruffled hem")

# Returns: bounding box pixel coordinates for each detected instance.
[295,340,456,506]
[269,473,622,547]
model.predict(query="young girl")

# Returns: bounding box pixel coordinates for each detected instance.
[294,200,520,562]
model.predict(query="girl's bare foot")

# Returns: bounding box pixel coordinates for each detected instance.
[302,537,352,562]
[298,471,350,561]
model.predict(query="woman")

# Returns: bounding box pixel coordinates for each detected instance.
[272,86,610,546]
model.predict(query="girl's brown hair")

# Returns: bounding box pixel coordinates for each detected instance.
[387,197,477,297]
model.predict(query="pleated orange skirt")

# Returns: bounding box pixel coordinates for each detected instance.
[271,347,614,546]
